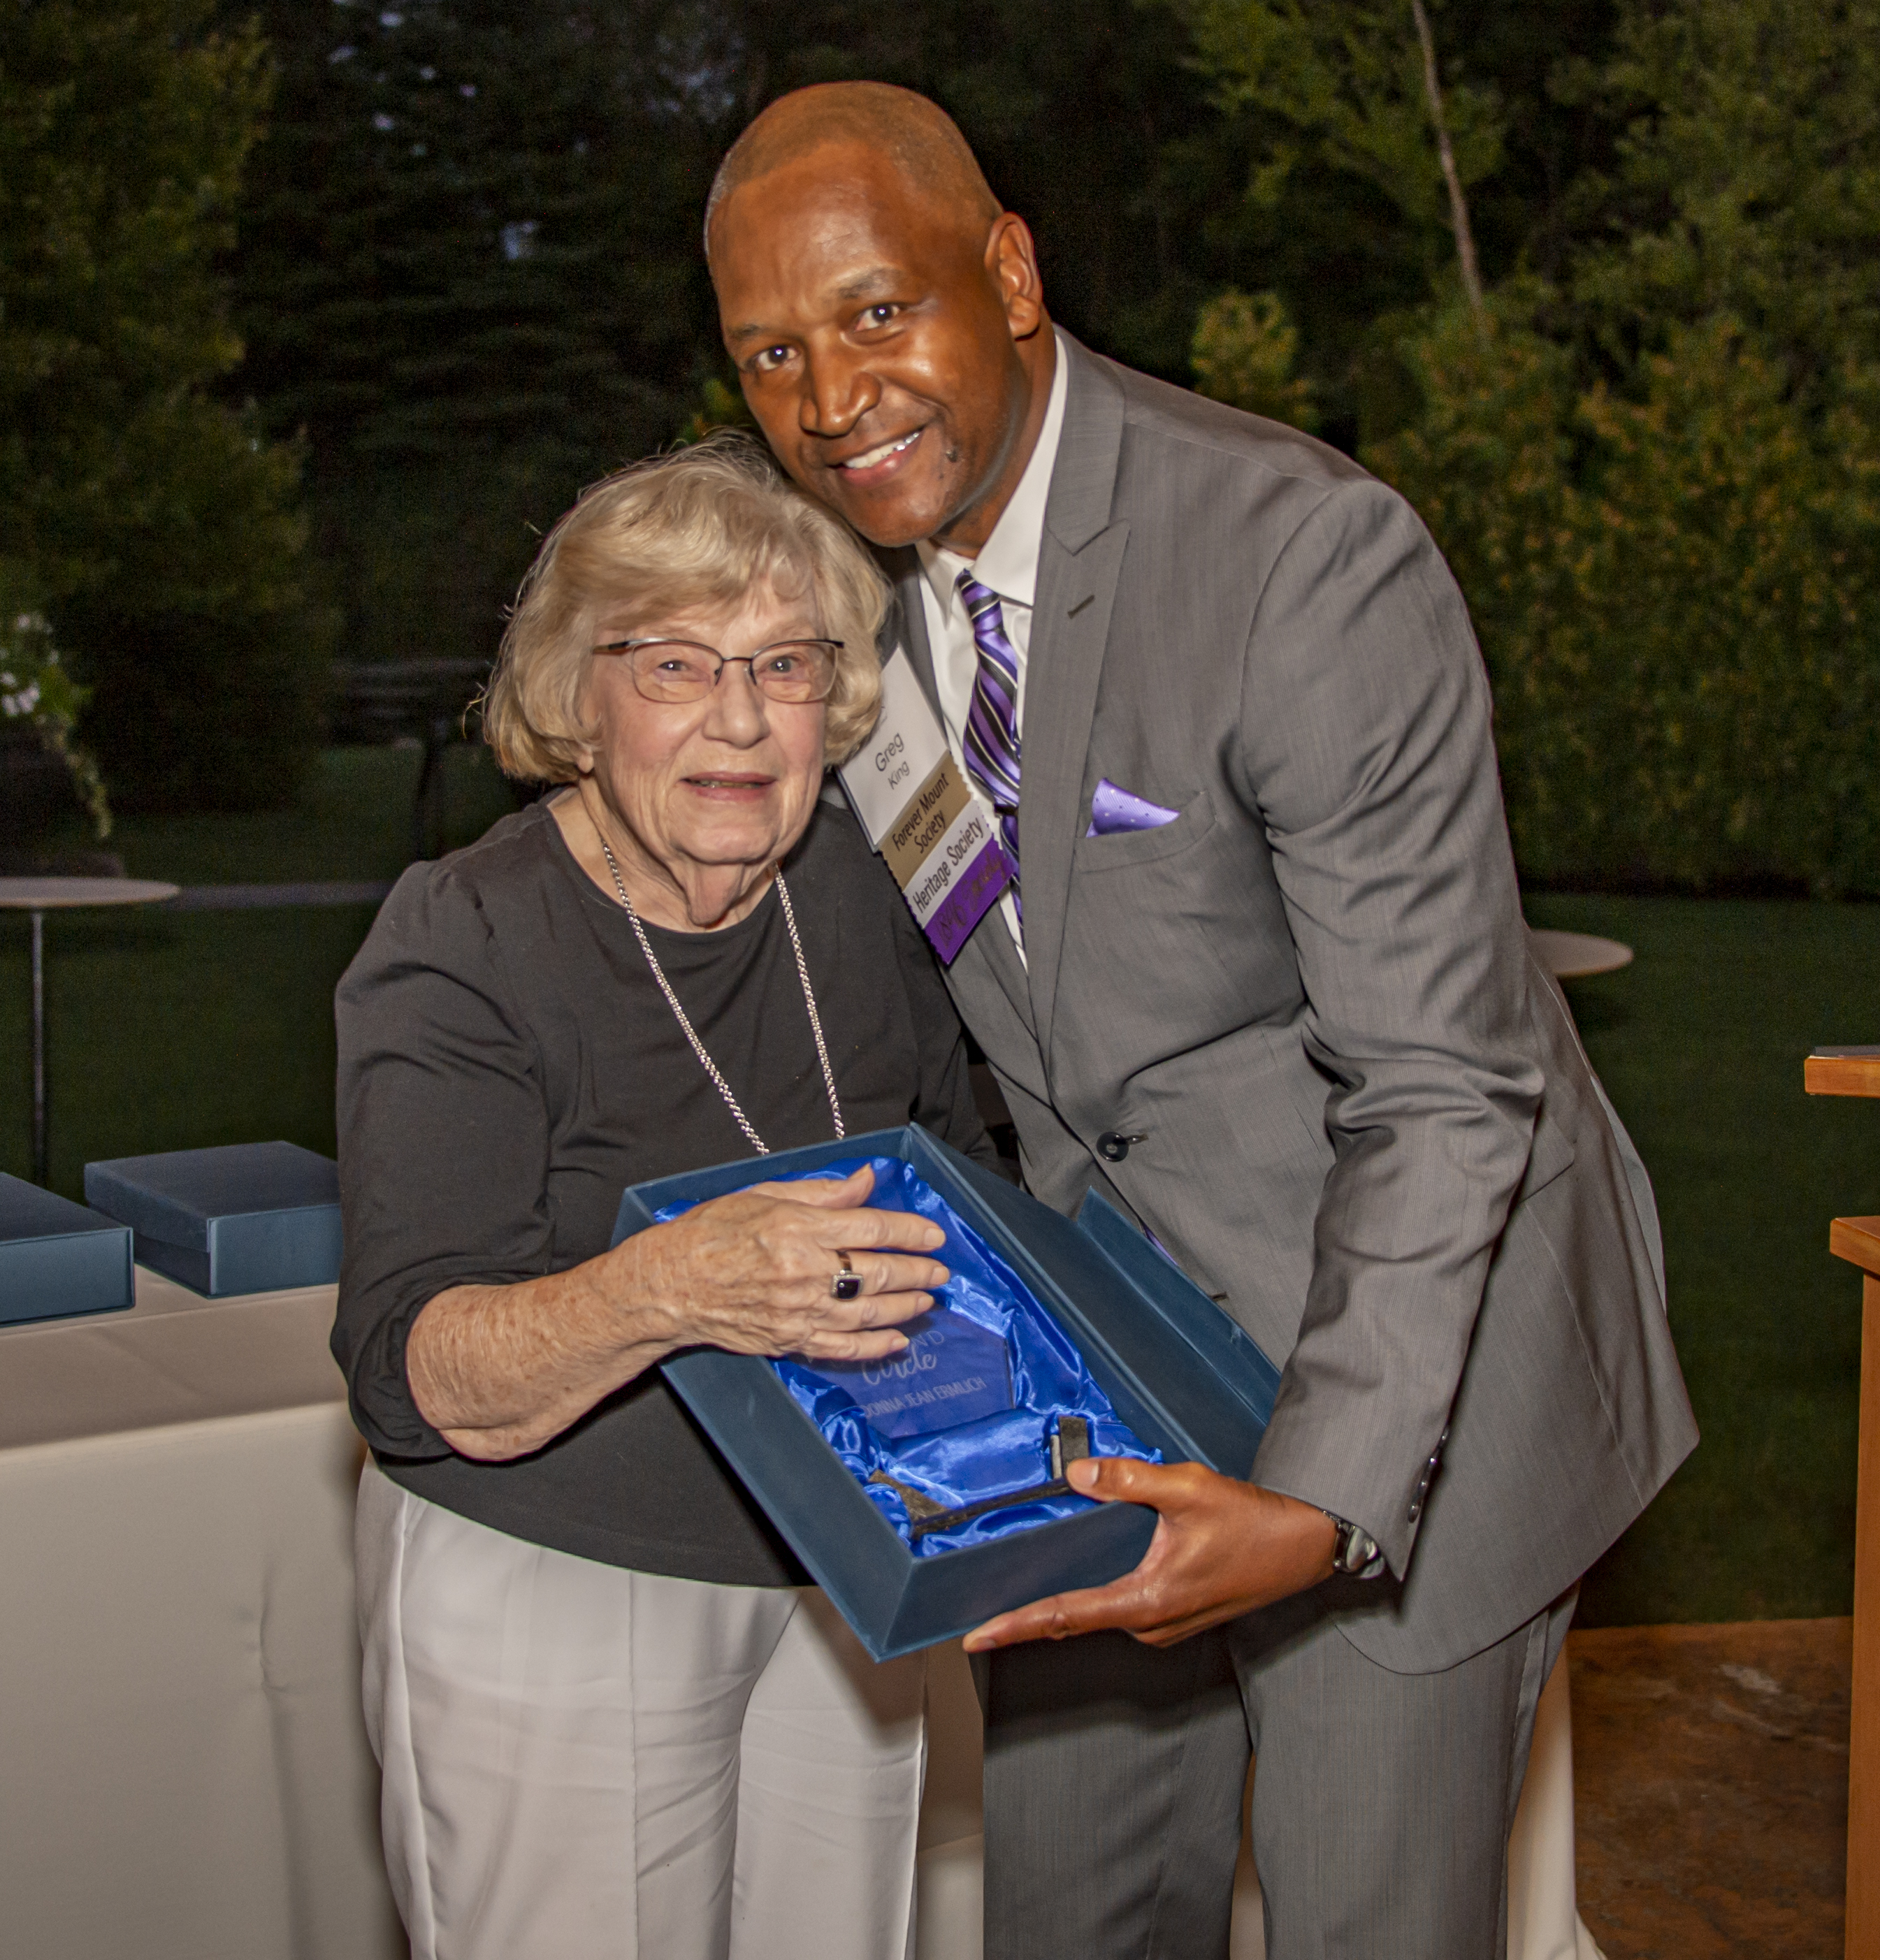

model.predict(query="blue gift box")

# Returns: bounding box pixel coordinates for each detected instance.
[0,1173,134,1326]
[83,1142,342,1297]
[612,1124,1280,1660]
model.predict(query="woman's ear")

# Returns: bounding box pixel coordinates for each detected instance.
[570,662,598,775]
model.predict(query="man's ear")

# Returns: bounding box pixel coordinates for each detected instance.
[987,213,1046,340]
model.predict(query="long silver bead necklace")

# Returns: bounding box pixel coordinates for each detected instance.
[597,836,845,1154]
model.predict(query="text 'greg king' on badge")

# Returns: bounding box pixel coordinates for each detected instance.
[838,650,1014,964]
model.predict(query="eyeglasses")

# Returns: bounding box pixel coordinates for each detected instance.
[593,637,843,704]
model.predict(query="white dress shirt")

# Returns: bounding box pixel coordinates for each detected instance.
[913,328,1071,956]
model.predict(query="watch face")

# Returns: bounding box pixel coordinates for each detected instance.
[1333,1520,1381,1576]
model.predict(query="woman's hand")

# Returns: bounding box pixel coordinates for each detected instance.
[630,1165,949,1362]
[408,1164,950,1461]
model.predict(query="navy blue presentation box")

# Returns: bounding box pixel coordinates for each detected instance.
[612,1124,1280,1660]
[83,1142,342,1297]
[0,1173,135,1327]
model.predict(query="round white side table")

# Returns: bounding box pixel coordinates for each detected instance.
[1530,928,1634,981]
[0,878,180,1185]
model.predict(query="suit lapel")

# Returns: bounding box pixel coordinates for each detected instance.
[1022,340,1129,1064]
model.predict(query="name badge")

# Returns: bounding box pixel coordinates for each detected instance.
[802,1306,1015,1439]
[838,650,1014,964]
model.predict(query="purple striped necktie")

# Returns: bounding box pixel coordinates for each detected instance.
[955,569,1023,925]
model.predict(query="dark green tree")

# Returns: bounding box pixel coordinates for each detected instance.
[228,0,1243,669]
[1570,0,1880,385]
[1172,0,1625,446]
[230,0,729,665]
[224,0,1647,672]
[1364,0,1880,894]
[0,0,326,810]
[697,0,1234,380]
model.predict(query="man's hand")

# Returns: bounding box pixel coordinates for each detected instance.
[962,1458,1341,1652]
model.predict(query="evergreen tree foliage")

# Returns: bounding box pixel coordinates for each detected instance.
[0,0,326,811]
[1371,293,1879,893]
[1178,0,1507,277]
[1357,0,1880,893]
[1170,0,1624,447]
[229,0,1234,665]
[1190,289,1317,428]
[229,0,720,665]
[212,0,1874,892]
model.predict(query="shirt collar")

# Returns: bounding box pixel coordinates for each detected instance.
[917,326,1071,623]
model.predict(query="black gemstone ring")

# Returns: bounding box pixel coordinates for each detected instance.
[830,1254,862,1302]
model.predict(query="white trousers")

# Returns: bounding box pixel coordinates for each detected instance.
[355,1461,927,1960]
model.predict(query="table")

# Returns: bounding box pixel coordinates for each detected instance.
[1832,1216,1880,1960]
[1807,1046,1880,1959]
[0,878,180,1184]
[1807,1047,1880,1100]
[0,1268,1597,1960]
[1530,928,1635,981]
[0,1265,402,1960]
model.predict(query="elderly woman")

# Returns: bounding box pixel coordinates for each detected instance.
[331,436,993,1960]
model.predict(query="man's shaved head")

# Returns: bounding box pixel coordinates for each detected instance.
[705,82,1001,256]
[704,80,1053,553]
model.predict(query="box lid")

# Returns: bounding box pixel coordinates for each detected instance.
[0,1173,124,1245]
[83,1142,339,1252]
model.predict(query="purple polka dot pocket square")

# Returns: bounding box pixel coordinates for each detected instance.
[1086,778,1181,838]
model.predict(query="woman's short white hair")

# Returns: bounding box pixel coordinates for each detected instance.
[483,433,888,781]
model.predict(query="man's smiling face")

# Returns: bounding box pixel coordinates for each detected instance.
[709,141,1047,553]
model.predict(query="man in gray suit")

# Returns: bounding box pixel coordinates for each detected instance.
[707,82,1696,1958]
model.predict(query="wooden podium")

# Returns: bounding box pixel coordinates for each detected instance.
[1807,1047,1880,1957]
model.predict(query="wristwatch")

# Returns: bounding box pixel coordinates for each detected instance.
[1322,1511,1387,1580]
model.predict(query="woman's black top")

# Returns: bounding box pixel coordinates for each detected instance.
[331,794,992,1587]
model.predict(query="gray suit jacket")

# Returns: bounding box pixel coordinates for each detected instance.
[887,334,1697,1674]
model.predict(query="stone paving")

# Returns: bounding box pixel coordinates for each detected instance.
[1572,1618,1851,1958]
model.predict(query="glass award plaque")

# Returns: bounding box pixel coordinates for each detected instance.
[796,1305,1015,1439]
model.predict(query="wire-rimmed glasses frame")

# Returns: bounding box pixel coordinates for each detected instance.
[593,635,844,705]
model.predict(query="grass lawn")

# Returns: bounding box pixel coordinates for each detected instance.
[2,751,1874,1626]
[1526,891,1879,1627]
[0,746,514,1184]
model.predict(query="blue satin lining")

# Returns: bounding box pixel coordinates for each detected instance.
[653,1154,1159,1555]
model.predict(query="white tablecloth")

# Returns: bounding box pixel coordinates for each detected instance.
[0,1269,1597,1960]
[0,1271,402,1960]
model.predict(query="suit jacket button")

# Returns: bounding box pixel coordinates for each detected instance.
[1408,1501,1422,1523]
[1096,1131,1142,1163]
